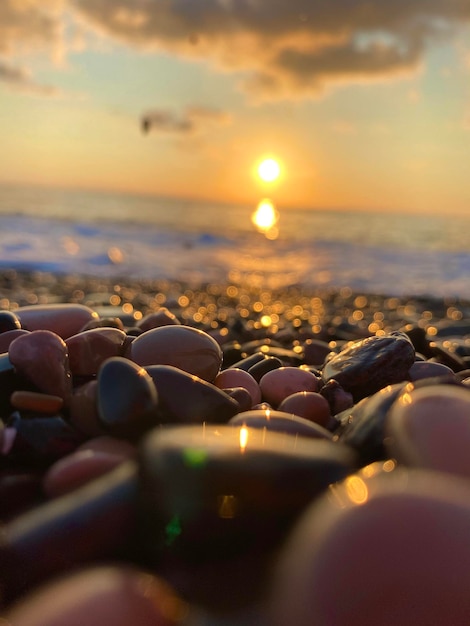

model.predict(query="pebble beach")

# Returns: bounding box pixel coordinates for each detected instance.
[1,180,470,626]
[1,265,470,624]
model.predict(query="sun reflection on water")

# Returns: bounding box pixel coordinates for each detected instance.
[252,199,279,239]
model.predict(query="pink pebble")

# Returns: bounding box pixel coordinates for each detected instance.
[278,391,331,428]
[137,307,181,331]
[271,467,470,626]
[15,304,99,339]
[386,384,470,478]
[259,366,321,407]
[5,565,187,626]
[408,361,456,381]
[0,328,30,353]
[77,435,137,458]
[9,330,72,402]
[66,327,127,376]
[130,325,223,382]
[214,368,261,407]
[43,449,128,498]
[223,387,253,412]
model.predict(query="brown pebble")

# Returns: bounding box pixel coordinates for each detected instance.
[214,368,261,407]
[66,327,127,377]
[277,391,331,428]
[10,391,64,414]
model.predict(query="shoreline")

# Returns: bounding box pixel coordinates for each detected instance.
[1,269,468,331]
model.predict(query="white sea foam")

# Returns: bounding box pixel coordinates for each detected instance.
[0,185,469,298]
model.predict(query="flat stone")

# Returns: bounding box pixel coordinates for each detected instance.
[10,391,64,415]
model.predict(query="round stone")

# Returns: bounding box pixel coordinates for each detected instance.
[259,367,321,407]
[270,466,470,626]
[278,391,331,427]
[130,325,223,382]
[385,384,470,478]
[214,368,261,407]
[4,565,184,626]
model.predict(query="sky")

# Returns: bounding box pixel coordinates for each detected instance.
[1,0,470,215]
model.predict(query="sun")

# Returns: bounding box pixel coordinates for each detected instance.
[257,158,281,183]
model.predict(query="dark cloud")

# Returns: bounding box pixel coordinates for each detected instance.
[141,105,231,135]
[71,0,470,99]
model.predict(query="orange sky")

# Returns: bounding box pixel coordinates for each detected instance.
[1,1,470,215]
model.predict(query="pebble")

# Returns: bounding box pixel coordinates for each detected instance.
[8,330,73,403]
[0,328,29,353]
[130,325,223,382]
[137,424,356,609]
[385,384,470,478]
[322,331,415,402]
[270,465,470,626]
[277,391,331,427]
[214,367,262,406]
[2,275,470,624]
[145,364,240,424]
[10,390,64,414]
[4,566,187,626]
[43,448,132,498]
[229,409,333,440]
[97,357,159,440]
[66,327,128,377]
[259,366,321,407]
[15,304,99,339]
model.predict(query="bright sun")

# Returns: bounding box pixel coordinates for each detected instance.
[257,158,281,183]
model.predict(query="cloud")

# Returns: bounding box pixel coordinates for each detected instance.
[0,59,61,96]
[0,0,64,57]
[70,0,470,99]
[141,105,231,136]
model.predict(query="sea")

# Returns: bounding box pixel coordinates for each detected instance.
[0,183,469,299]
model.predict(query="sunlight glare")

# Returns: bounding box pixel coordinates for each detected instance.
[258,158,281,182]
[251,199,279,240]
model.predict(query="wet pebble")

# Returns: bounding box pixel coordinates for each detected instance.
[321,331,415,402]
